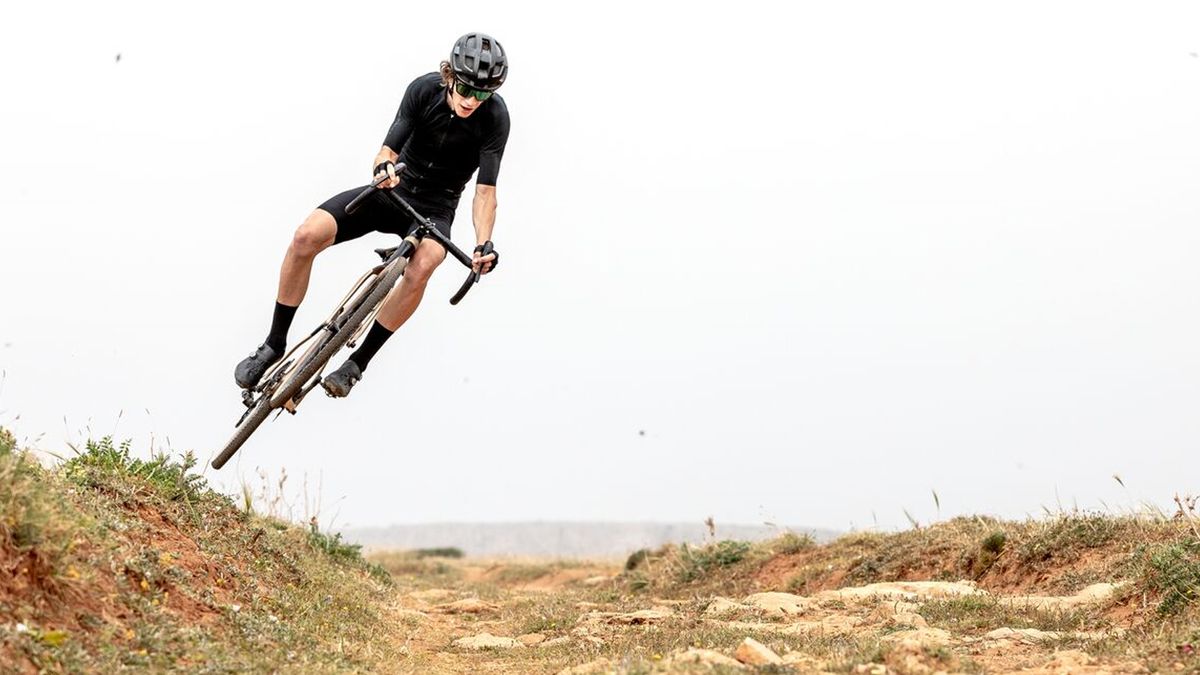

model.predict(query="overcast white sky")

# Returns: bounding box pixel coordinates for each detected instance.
[2,1,1198,533]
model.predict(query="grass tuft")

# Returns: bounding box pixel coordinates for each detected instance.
[63,437,207,504]
[1142,540,1200,615]
[678,540,751,582]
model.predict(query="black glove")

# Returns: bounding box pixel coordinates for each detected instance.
[474,241,499,273]
[373,160,397,184]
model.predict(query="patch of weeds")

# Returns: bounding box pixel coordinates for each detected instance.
[1143,540,1200,615]
[919,595,1089,632]
[368,551,461,580]
[518,603,582,634]
[626,548,651,571]
[0,429,77,581]
[845,555,884,585]
[494,563,555,584]
[784,564,828,594]
[307,522,365,564]
[63,437,207,504]
[961,530,1006,578]
[678,540,751,582]
[774,531,816,555]
[1017,514,1121,564]
[982,531,1007,557]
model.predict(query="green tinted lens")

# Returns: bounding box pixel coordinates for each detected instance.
[455,81,493,101]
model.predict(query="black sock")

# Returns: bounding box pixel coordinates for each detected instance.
[266,301,298,353]
[348,321,395,372]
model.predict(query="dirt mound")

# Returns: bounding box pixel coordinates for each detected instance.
[0,433,402,672]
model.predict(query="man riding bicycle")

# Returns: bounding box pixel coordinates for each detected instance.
[235,33,510,398]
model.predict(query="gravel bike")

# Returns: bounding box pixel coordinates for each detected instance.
[212,169,489,469]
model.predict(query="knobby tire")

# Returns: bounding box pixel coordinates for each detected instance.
[212,396,274,469]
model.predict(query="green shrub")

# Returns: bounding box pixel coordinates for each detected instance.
[1144,540,1200,615]
[625,548,652,571]
[308,521,365,564]
[678,540,751,581]
[776,531,816,555]
[63,437,207,504]
[982,531,1006,554]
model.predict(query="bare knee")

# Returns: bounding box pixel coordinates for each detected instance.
[289,212,336,258]
[405,244,446,284]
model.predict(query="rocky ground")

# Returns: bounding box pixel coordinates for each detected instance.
[372,554,1160,674]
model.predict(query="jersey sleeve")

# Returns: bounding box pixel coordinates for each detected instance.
[382,77,427,152]
[476,105,511,186]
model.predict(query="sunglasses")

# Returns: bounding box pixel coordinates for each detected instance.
[454,81,494,101]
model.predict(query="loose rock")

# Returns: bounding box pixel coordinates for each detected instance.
[705,597,751,616]
[670,648,745,668]
[517,632,546,646]
[734,637,784,666]
[452,633,523,650]
[743,592,814,616]
[433,598,500,614]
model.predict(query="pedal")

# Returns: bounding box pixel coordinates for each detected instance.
[241,389,255,409]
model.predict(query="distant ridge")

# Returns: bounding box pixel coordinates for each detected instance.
[341,522,841,559]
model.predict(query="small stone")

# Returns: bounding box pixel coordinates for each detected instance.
[581,608,672,625]
[671,647,745,668]
[881,628,954,649]
[891,612,929,628]
[705,597,750,616]
[734,637,784,666]
[517,632,546,646]
[452,633,523,650]
[433,598,500,614]
[743,592,814,616]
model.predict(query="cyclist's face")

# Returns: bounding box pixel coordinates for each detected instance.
[449,82,491,118]
[450,90,478,117]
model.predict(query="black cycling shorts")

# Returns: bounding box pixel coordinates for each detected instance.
[318,185,455,245]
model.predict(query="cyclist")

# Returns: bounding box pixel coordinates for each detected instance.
[234,33,510,398]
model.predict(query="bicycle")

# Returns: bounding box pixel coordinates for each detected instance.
[212,167,490,470]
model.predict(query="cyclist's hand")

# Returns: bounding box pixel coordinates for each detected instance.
[373,160,400,189]
[472,242,498,275]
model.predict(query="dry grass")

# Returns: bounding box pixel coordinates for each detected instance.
[0,429,405,673]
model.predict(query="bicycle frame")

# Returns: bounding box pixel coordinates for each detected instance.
[213,179,489,469]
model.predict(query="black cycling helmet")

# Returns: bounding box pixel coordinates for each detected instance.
[450,33,508,91]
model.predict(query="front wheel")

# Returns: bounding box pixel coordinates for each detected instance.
[212,395,274,469]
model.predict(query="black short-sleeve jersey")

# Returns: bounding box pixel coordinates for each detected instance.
[382,73,511,209]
